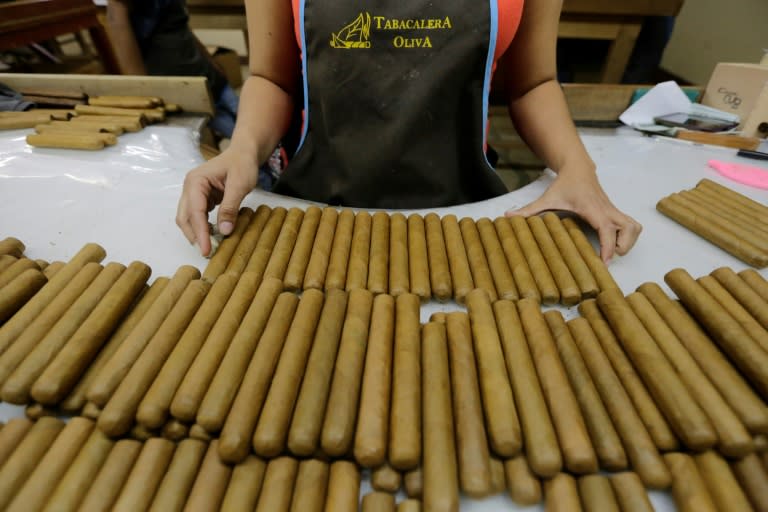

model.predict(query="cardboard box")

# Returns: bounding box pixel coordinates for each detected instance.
[702,62,768,129]
[208,46,243,90]
[742,83,768,137]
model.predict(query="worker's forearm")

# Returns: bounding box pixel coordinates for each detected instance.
[508,80,596,176]
[228,75,294,166]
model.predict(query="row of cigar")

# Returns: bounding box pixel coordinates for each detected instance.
[657,178,768,268]
[203,204,619,306]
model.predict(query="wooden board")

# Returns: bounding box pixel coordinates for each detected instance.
[0,74,214,115]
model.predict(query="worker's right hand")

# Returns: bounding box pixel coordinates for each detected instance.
[176,149,259,257]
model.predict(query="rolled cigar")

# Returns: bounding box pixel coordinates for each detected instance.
[0,257,40,289]
[220,455,267,511]
[0,242,106,356]
[493,300,561,477]
[60,276,169,413]
[17,88,85,100]
[637,283,768,434]
[244,206,287,281]
[166,272,260,423]
[407,214,431,300]
[34,123,119,143]
[388,213,410,297]
[189,424,212,442]
[130,423,157,441]
[422,322,460,511]
[42,428,115,511]
[321,288,374,458]
[656,195,768,267]
[389,293,422,470]
[0,237,24,258]
[183,440,232,512]
[112,437,176,512]
[82,401,101,419]
[324,461,361,512]
[697,178,768,222]
[48,119,124,134]
[425,213,452,301]
[567,317,671,489]
[218,292,299,463]
[264,206,305,281]
[688,187,768,238]
[368,212,390,295]
[0,268,47,323]
[23,95,84,107]
[508,216,559,303]
[353,294,395,468]
[732,453,768,511]
[404,468,423,499]
[303,207,339,290]
[445,312,492,496]
[287,288,348,456]
[0,263,101,388]
[459,217,498,301]
[325,209,355,291]
[0,417,33,465]
[290,459,330,512]
[545,310,627,470]
[578,475,619,512]
[42,261,65,279]
[137,273,239,429]
[361,492,396,512]
[224,204,271,277]
[71,114,146,130]
[528,215,581,305]
[504,456,542,506]
[26,109,75,120]
[739,268,768,302]
[75,104,165,122]
[712,266,768,331]
[466,289,522,457]
[202,208,253,281]
[755,434,768,452]
[85,265,197,407]
[694,451,752,512]
[76,439,142,512]
[99,279,210,436]
[192,276,282,431]
[544,473,582,512]
[609,472,654,512]
[161,419,189,441]
[628,291,752,456]
[441,215,474,303]
[345,211,372,291]
[429,311,446,323]
[24,403,57,420]
[371,463,402,493]
[543,213,600,298]
[397,499,421,512]
[578,299,679,451]
[255,456,299,512]
[597,288,717,449]
[3,262,126,404]
[699,274,768,352]
[477,217,518,300]
[666,268,768,397]
[89,95,160,108]
[253,289,325,457]
[34,259,48,270]
[0,416,64,508]
[0,254,16,273]
[664,452,717,512]
[165,103,181,112]
[518,299,596,474]
[490,457,506,494]
[0,114,52,130]
[284,205,323,290]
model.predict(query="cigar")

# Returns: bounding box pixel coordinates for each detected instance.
[489,457,506,495]
[183,439,233,512]
[48,119,124,134]
[303,207,339,290]
[161,419,189,441]
[397,499,421,512]
[325,209,355,291]
[42,261,65,279]
[254,456,299,512]
[89,95,161,108]
[504,456,542,506]
[112,438,176,512]
[694,451,753,512]
[543,473,582,512]
[509,216,559,304]
[76,439,142,512]
[0,237,24,258]
[263,207,305,281]
[385,213,409,297]
[477,217,518,300]
[368,212,390,295]
[404,468,423,499]
[244,206,287,282]
[75,104,165,122]
[711,267,768,331]
[220,455,267,511]
[441,214,474,303]
[0,257,41,289]
[0,114,52,130]
[528,215,581,305]
[688,188,768,238]
[371,463,402,493]
[407,214,431,300]
[0,268,47,324]
[578,475,619,512]
[149,438,207,511]
[323,461,361,512]
[739,268,768,302]
[203,208,254,282]
[0,417,33,465]
[345,211,372,291]
[425,213,452,301]
[543,213,600,298]
[290,459,330,512]
[460,217,498,302]
[224,204,272,277]
[361,492,396,512]
[72,114,146,130]
[731,453,768,512]
[283,205,323,291]
[697,178,768,223]
[33,125,118,145]
[664,452,718,512]
[609,472,655,512]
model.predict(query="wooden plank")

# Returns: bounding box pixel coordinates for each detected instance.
[601,22,643,83]
[558,20,622,40]
[0,74,214,115]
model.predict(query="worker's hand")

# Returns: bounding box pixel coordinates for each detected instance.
[176,150,259,257]
[506,168,642,263]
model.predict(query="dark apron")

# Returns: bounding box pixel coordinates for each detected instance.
[273,0,508,209]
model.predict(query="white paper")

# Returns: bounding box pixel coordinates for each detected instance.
[619,81,692,127]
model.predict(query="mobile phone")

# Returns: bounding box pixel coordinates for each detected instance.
[653,113,739,133]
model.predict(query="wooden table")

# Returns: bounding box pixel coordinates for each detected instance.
[185,0,683,84]
[0,0,120,74]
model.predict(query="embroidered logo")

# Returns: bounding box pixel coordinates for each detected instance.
[330,13,372,49]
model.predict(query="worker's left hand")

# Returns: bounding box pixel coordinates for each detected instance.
[506,167,642,263]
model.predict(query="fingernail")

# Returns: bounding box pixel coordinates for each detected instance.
[219,221,234,235]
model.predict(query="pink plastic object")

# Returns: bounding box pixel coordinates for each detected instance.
[708,160,768,189]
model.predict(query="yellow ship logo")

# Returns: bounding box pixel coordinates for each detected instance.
[330,13,372,49]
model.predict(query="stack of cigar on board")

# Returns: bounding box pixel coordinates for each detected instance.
[1,204,768,511]
[0,91,180,151]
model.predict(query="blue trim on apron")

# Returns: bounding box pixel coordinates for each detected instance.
[297,0,310,152]
[482,0,498,169]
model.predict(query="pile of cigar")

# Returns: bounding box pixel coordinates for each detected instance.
[203,206,620,306]
[657,178,768,268]
[0,93,178,151]
[1,229,768,510]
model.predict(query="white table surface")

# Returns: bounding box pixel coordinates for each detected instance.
[0,124,766,511]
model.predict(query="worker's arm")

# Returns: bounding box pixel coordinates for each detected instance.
[176,0,299,256]
[105,0,147,75]
[497,0,642,262]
